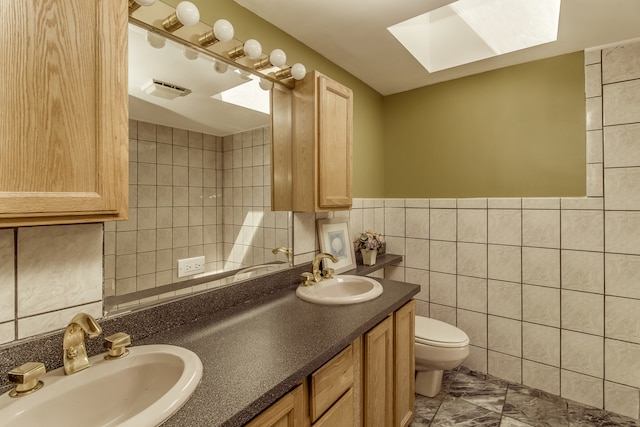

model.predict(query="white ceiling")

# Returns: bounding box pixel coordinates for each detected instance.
[234,0,640,95]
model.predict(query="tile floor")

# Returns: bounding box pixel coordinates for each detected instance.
[411,367,640,426]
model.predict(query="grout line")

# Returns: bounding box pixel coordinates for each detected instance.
[599,49,607,405]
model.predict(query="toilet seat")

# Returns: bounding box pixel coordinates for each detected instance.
[415,316,469,348]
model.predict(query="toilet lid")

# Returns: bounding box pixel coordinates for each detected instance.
[415,316,469,348]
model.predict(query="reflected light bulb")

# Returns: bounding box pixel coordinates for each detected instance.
[213,19,234,43]
[269,49,287,68]
[213,60,228,74]
[259,78,273,91]
[146,31,166,49]
[243,39,262,60]
[184,47,198,61]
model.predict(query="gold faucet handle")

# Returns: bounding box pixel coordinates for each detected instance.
[300,272,314,286]
[322,268,335,279]
[103,332,131,360]
[7,362,46,397]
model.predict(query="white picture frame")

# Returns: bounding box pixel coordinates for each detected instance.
[316,218,356,274]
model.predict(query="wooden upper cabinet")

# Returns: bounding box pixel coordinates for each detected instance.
[315,75,353,210]
[272,71,352,212]
[0,0,128,227]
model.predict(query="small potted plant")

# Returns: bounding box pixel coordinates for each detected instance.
[354,230,385,266]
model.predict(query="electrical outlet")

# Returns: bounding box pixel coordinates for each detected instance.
[177,256,205,278]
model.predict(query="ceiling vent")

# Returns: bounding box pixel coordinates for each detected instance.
[141,79,192,100]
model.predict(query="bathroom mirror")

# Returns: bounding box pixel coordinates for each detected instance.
[103,18,294,315]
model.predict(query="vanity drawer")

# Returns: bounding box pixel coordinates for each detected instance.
[312,387,355,427]
[310,343,354,421]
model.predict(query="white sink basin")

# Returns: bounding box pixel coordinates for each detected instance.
[0,344,203,427]
[296,275,383,305]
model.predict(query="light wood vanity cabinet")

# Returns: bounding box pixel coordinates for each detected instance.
[309,344,355,423]
[250,300,415,426]
[393,300,416,427]
[0,0,128,227]
[245,383,305,427]
[362,300,415,427]
[363,315,395,427]
[271,71,353,212]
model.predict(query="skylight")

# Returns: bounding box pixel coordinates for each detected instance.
[388,0,561,72]
[212,77,270,115]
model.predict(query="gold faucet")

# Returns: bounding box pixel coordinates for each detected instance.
[311,252,338,283]
[63,313,102,375]
[272,247,293,267]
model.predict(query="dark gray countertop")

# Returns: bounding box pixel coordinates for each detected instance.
[0,255,414,426]
[149,277,419,427]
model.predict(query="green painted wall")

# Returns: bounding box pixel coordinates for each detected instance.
[383,52,586,198]
[165,0,386,198]
[162,1,586,199]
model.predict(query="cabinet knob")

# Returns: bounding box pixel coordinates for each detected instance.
[7,362,46,397]
[103,332,131,359]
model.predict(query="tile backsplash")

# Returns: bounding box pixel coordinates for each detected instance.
[0,38,639,421]
[0,224,103,344]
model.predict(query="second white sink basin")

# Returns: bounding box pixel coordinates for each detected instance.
[296,275,383,305]
[0,344,203,427]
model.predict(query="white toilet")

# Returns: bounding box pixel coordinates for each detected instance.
[414,316,470,397]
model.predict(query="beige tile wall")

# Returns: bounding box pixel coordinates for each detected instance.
[344,39,640,420]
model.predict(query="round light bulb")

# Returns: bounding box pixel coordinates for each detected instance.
[269,49,287,68]
[259,78,273,91]
[213,19,234,43]
[213,60,228,74]
[243,39,262,60]
[175,1,200,27]
[134,0,156,6]
[290,63,306,80]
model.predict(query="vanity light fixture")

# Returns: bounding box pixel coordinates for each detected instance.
[254,48,287,70]
[274,63,306,80]
[198,19,235,47]
[162,1,200,32]
[128,0,156,14]
[228,39,263,60]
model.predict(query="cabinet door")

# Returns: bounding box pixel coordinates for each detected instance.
[394,300,415,427]
[317,75,352,209]
[0,0,128,226]
[246,383,305,427]
[363,315,394,427]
